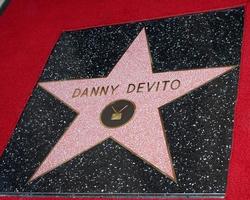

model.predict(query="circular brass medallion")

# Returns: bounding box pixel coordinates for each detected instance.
[101,99,135,128]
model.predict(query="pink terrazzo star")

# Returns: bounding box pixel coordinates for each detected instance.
[30,28,234,182]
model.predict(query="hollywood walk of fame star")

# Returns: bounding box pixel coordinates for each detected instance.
[30,28,235,182]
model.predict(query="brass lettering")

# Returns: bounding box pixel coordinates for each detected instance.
[111,85,119,95]
[127,84,136,93]
[72,88,81,98]
[90,87,100,96]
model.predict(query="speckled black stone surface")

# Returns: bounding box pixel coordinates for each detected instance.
[0,7,244,198]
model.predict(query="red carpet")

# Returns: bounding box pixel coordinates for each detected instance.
[0,0,250,199]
